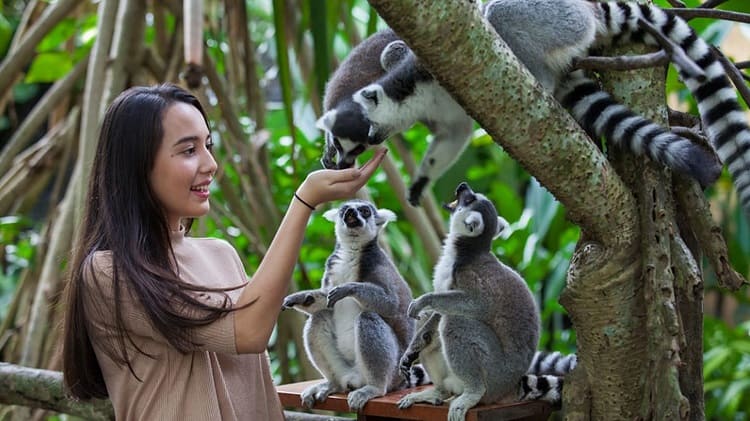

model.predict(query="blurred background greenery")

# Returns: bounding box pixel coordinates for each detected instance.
[0,0,748,419]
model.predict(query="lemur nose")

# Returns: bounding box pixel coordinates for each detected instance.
[343,208,361,227]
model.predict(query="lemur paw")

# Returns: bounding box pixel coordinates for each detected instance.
[327,285,351,308]
[408,176,429,206]
[399,352,418,380]
[282,292,316,310]
[397,394,417,409]
[347,386,381,412]
[407,299,429,319]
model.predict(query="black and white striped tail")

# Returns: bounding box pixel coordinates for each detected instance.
[555,70,721,188]
[407,363,431,387]
[528,350,578,376]
[518,351,577,406]
[519,374,564,406]
[596,1,750,216]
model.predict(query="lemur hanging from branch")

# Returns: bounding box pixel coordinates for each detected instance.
[317,0,750,217]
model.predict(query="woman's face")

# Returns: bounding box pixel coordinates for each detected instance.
[150,102,217,231]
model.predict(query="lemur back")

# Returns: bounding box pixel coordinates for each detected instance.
[282,200,417,411]
[397,182,541,421]
[483,0,749,213]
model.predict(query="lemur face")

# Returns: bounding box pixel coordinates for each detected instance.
[317,102,371,170]
[444,182,508,239]
[353,85,413,145]
[323,200,397,247]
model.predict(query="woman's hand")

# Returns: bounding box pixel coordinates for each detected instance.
[296,148,387,207]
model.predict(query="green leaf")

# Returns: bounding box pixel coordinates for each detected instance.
[25,52,73,83]
[0,13,12,57]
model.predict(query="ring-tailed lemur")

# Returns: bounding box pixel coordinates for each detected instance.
[399,316,576,407]
[321,1,750,214]
[282,200,422,412]
[396,182,541,421]
[317,29,473,206]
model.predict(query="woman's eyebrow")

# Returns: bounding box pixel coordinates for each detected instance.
[172,134,210,147]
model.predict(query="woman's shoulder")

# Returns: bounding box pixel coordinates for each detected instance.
[88,250,114,276]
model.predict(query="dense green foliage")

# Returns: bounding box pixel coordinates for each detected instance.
[0,0,748,419]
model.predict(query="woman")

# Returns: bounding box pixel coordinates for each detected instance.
[62,84,387,420]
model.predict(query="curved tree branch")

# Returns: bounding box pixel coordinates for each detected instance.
[0,363,114,420]
[669,8,750,24]
[365,0,638,249]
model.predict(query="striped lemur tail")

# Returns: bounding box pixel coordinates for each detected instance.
[518,351,578,406]
[405,363,431,388]
[560,2,750,213]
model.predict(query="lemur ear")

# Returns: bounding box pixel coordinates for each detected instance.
[380,40,409,70]
[323,208,339,222]
[375,208,397,226]
[316,110,337,131]
[494,216,510,239]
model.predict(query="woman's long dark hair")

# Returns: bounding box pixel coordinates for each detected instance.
[62,84,237,400]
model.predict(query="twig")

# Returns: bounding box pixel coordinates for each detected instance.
[736,61,750,70]
[671,126,714,152]
[674,177,748,291]
[668,109,701,129]
[712,46,750,108]
[638,18,706,81]
[699,0,728,9]
[669,8,750,24]
[665,0,687,7]
[573,50,669,71]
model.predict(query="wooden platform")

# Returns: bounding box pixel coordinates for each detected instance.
[277,380,553,421]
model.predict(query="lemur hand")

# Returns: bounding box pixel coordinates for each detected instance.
[282,291,316,310]
[296,148,387,208]
[407,298,423,319]
[326,284,353,308]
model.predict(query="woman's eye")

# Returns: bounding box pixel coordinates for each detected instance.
[206,141,214,152]
[184,147,196,155]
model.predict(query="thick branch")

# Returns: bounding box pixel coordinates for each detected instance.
[366,0,638,249]
[0,363,113,420]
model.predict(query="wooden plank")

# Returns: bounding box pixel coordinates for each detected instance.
[277,380,552,421]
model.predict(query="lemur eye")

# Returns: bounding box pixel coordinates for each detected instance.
[463,196,476,206]
[359,206,372,218]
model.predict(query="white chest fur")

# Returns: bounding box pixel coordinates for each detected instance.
[433,236,456,292]
[327,248,363,362]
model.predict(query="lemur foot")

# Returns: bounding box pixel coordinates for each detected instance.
[347,385,383,412]
[300,381,340,409]
[408,176,429,206]
[397,388,444,409]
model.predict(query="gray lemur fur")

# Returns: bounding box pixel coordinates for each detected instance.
[396,182,541,421]
[322,0,750,213]
[317,29,473,206]
[282,199,415,412]
[399,317,576,407]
